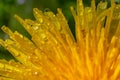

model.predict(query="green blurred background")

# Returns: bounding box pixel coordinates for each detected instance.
[0,0,120,60]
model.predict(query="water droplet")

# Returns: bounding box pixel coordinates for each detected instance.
[15,64,19,67]
[35,56,39,59]
[52,14,55,17]
[34,71,39,75]
[80,12,83,16]
[41,33,47,40]
[44,8,51,12]
[116,6,119,9]
[14,52,20,57]
[18,34,23,39]
[28,56,31,59]
[47,23,50,26]
[39,18,43,24]
[87,8,91,13]
[14,31,24,38]
[19,34,23,38]
[33,26,39,30]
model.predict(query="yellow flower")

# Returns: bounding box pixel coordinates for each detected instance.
[0,0,120,80]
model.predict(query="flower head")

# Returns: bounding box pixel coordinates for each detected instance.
[0,0,120,80]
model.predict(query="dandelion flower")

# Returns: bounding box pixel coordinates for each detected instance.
[0,0,120,80]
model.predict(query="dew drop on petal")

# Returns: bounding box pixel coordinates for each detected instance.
[47,23,50,26]
[15,31,24,38]
[27,55,31,60]
[34,71,39,75]
[40,33,48,42]
[33,26,39,30]
[16,53,20,57]
[44,8,51,12]
[39,18,43,24]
